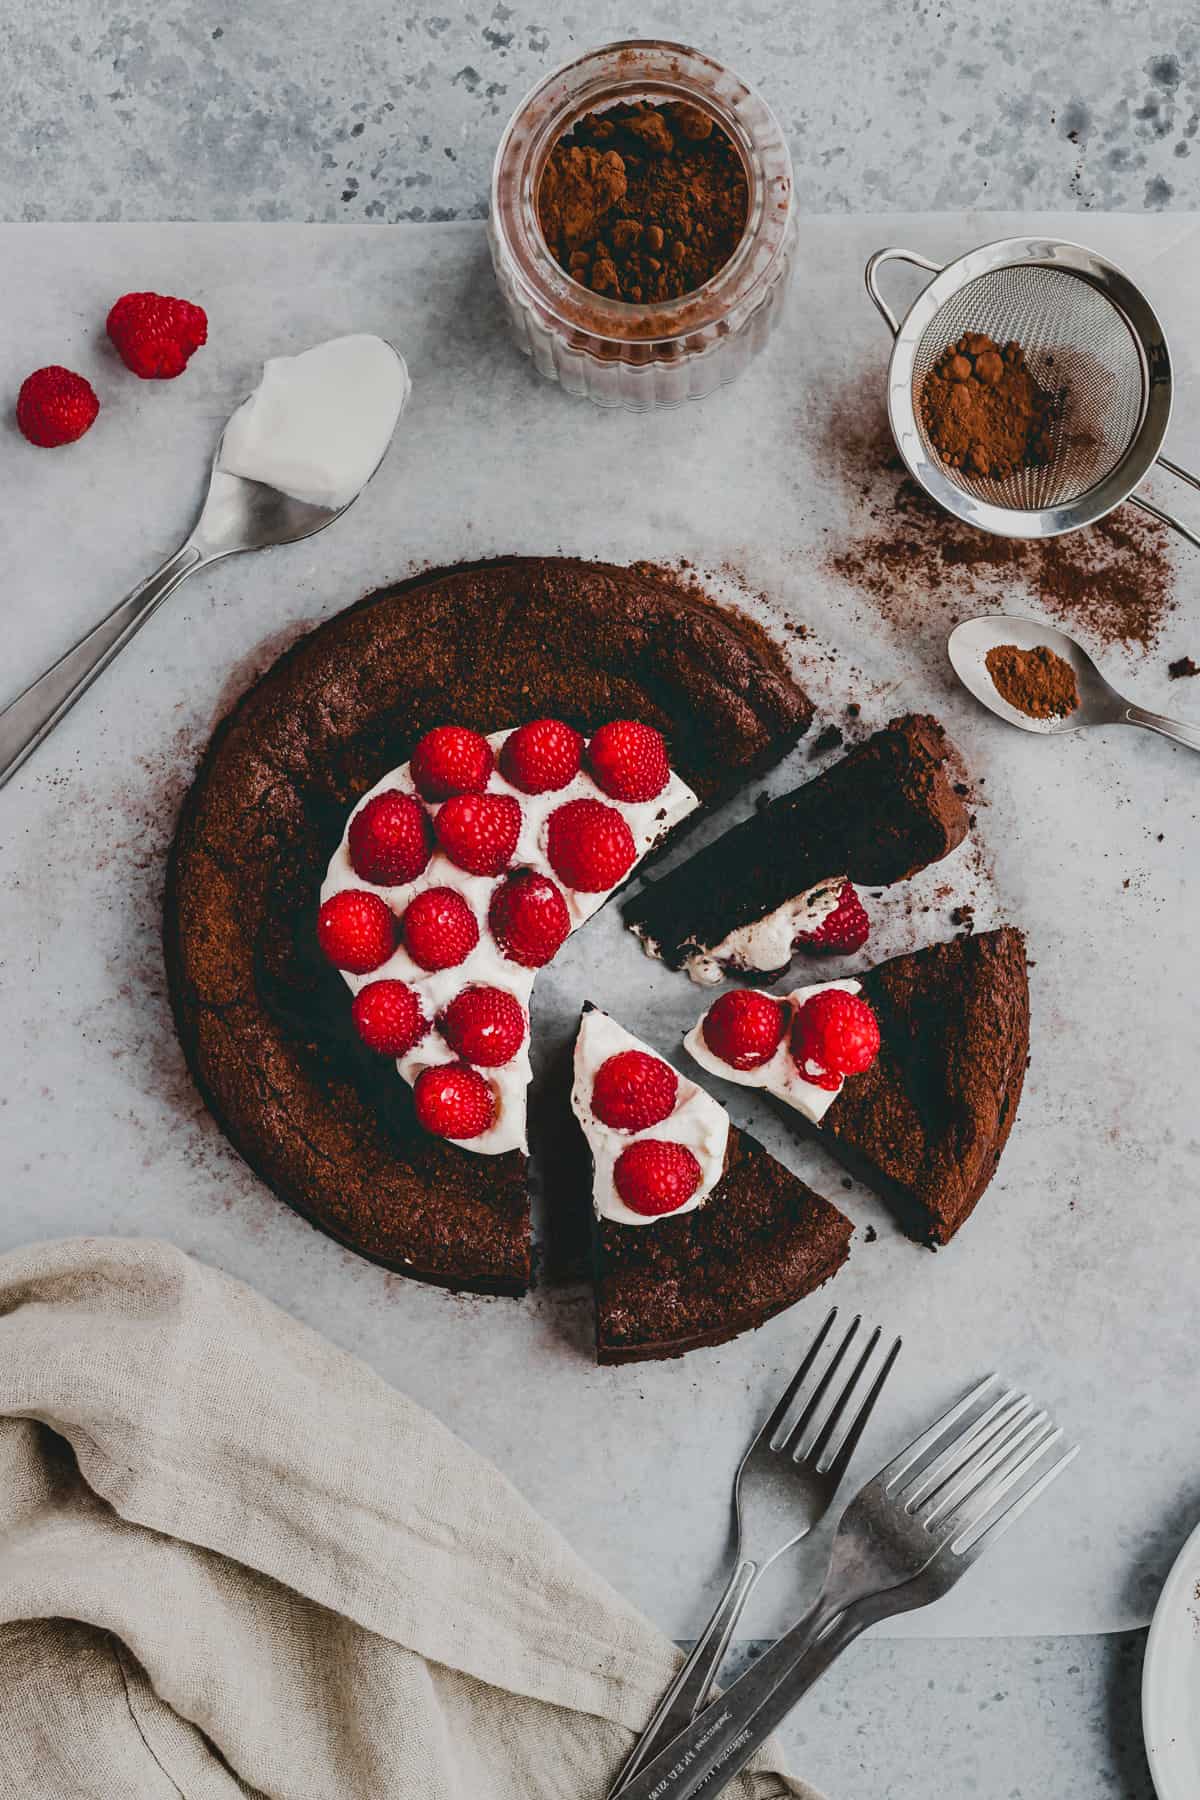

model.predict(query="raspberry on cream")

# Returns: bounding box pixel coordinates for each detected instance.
[685,979,866,1124]
[321,726,698,1156]
[571,1009,730,1227]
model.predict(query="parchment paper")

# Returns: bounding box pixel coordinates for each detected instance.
[0,216,1197,1639]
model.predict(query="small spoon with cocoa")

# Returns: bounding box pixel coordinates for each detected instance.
[948,615,1200,753]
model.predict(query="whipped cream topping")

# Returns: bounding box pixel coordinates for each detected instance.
[219,334,410,510]
[571,1008,730,1227]
[684,979,862,1125]
[668,877,846,986]
[322,730,698,1156]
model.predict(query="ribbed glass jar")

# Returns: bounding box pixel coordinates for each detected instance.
[488,40,796,411]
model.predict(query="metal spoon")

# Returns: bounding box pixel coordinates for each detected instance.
[0,344,409,791]
[948,614,1200,753]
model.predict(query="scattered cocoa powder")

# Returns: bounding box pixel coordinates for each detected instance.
[823,398,1178,650]
[537,100,747,303]
[1168,655,1198,679]
[984,643,1079,718]
[921,333,1060,479]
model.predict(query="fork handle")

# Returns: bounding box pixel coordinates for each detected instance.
[609,1560,760,1796]
[0,539,202,792]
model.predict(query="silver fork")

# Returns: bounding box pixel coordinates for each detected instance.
[616,1374,1078,1800]
[610,1309,901,1796]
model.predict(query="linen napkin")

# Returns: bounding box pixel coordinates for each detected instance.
[0,1236,818,1800]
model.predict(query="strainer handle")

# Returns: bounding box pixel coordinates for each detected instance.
[1128,457,1200,554]
[864,248,945,337]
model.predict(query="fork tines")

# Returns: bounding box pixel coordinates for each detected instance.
[764,1309,903,1485]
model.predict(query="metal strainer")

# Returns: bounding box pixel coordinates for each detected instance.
[866,237,1200,547]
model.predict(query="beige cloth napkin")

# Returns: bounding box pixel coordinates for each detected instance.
[0,1237,818,1800]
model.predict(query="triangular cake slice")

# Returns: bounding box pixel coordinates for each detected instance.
[572,1005,852,1363]
[625,715,969,984]
[686,928,1029,1246]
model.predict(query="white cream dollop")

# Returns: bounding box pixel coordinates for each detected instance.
[571,1008,730,1227]
[218,334,410,510]
[672,877,846,986]
[684,979,862,1125]
[322,730,698,1156]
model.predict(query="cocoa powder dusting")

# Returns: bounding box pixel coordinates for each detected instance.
[984,643,1079,718]
[824,400,1178,650]
[537,101,747,303]
[921,334,1059,479]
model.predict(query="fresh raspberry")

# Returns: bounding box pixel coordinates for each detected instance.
[410,726,494,801]
[796,882,871,956]
[440,985,526,1067]
[702,989,787,1071]
[613,1139,702,1216]
[499,719,584,794]
[412,1063,497,1139]
[348,790,433,886]
[488,869,571,967]
[16,367,100,447]
[106,291,208,379]
[434,791,521,876]
[402,887,479,971]
[351,980,428,1056]
[546,797,636,892]
[586,720,670,803]
[790,988,880,1084]
[317,889,396,973]
[592,1049,678,1131]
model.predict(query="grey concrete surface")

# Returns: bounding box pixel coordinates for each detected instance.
[4,0,1200,222]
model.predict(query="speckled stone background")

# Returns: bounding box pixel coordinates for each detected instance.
[4,0,1200,222]
[6,5,1193,1796]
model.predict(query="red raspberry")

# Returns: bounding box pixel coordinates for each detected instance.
[402,887,479,971]
[613,1139,702,1216]
[434,791,521,876]
[106,291,208,379]
[591,1050,678,1131]
[348,790,433,886]
[790,989,880,1084]
[440,985,526,1067]
[499,719,584,793]
[546,797,636,892]
[413,1063,497,1139]
[16,367,100,447]
[410,726,494,801]
[488,869,571,967]
[586,720,670,803]
[702,989,786,1071]
[351,980,428,1056]
[796,882,870,955]
[317,889,396,973]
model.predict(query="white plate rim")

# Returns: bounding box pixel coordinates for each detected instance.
[1142,1514,1200,1800]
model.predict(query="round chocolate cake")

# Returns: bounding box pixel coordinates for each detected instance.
[165,557,814,1291]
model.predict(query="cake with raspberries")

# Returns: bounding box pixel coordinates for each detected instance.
[685,928,1029,1246]
[625,715,970,984]
[572,1006,853,1362]
[165,556,814,1291]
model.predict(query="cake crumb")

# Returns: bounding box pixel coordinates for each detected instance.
[863,1224,878,1243]
[951,903,975,934]
[811,723,844,757]
[1169,655,1198,678]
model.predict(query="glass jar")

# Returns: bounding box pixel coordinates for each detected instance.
[488,40,796,411]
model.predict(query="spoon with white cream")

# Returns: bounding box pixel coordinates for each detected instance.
[0,334,410,790]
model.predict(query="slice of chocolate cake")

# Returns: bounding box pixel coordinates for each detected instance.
[686,929,1030,1247]
[625,715,970,984]
[572,1006,852,1363]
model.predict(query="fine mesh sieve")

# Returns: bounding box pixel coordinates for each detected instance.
[866,238,1200,547]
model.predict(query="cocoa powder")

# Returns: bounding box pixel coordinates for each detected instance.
[537,100,747,303]
[921,334,1059,479]
[984,644,1079,718]
[823,398,1178,650]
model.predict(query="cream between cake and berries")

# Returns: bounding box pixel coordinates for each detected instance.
[318,719,697,1155]
[571,1007,730,1225]
[684,982,881,1123]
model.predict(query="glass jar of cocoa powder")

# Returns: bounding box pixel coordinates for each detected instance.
[488,41,796,410]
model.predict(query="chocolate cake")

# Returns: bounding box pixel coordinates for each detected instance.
[624,714,970,980]
[165,557,813,1292]
[812,929,1029,1245]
